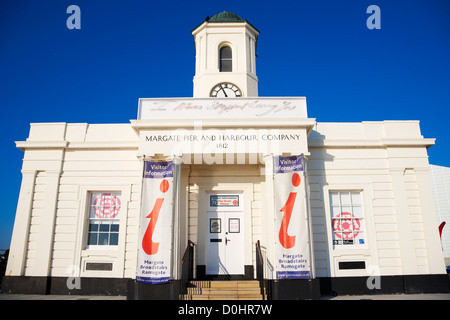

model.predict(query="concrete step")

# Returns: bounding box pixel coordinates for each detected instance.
[180,294,264,300]
[187,286,260,293]
[180,280,265,300]
[187,287,261,295]
[188,280,260,288]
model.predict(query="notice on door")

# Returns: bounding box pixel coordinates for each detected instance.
[229,218,240,233]
[210,195,239,207]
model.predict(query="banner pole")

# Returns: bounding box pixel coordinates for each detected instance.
[170,155,181,281]
[263,153,276,280]
[135,155,146,286]
[272,155,277,281]
[303,155,316,279]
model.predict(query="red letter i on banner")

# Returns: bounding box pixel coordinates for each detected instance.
[278,173,301,249]
[142,179,170,255]
[142,198,163,255]
[279,193,296,249]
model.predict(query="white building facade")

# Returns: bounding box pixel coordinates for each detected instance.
[3,12,448,299]
[429,165,450,267]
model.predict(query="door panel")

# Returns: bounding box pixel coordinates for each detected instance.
[206,193,244,275]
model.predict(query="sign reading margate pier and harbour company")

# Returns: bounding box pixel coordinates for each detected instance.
[136,98,311,158]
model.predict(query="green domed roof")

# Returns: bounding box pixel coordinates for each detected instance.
[208,11,244,22]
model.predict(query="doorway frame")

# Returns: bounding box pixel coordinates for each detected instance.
[196,182,254,279]
[205,191,245,276]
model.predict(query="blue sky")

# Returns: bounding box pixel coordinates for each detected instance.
[0,0,449,249]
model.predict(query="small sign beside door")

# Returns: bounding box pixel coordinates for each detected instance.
[210,195,239,207]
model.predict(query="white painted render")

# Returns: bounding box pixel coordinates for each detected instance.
[6,119,446,280]
[429,164,450,264]
[192,21,259,98]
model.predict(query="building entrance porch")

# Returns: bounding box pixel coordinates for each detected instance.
[183,163,265,281]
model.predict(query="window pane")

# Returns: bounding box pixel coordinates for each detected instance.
[352,205,363,218]
[98,233,109,245]
[342,205,352,215]
[340,192,351,205]
[357,219,365,234]
[355,231,365,245]
[351,192,362,205]
[331,205,341,218]
[89,222,99,231]
[220,46,232,59]
[88,233,98,245]
[99,222,110,232]
[220,46,232,72]
[110,223,119,232]
[89,192,102,219]
[330,192,340,205]
[90,192,102,206]
[109,233,119,245]
[220,60,232,72]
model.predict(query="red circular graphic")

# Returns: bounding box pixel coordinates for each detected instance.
[292,173,301,187]
[232,199,238,206]
[94,193,121,219]
[332,212,361,240]
[160,179,169,193]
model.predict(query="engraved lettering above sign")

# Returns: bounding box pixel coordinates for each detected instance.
[138,97,308,120]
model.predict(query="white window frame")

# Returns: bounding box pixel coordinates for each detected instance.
[219,44,233,72]
[329,190,367,249]
[323,184,378,277]
[86,192,122,250]
[74,185,131,278]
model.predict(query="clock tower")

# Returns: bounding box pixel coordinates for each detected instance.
[192,11,259,98]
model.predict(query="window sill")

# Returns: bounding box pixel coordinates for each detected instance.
[81,248,119,258]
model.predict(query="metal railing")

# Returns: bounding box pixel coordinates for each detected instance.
[256,240,269,299]
[180,240,195,295]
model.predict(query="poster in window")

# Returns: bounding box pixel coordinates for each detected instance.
[90,192,121,219]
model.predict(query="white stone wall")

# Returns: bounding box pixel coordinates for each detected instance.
[429,164,450,262]
[307,121,445,277]
[7,123,140,279]
[7,119,446,281]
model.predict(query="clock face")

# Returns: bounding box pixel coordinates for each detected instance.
[210,83,241,97]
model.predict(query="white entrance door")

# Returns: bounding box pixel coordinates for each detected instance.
[206,193,244,275]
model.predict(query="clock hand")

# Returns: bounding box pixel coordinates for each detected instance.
[220,84,228,97]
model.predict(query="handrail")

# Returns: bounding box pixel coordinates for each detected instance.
[181,240,195,264]
[256,240,263,266]
[255,240,267,299]
[180,240,195,297]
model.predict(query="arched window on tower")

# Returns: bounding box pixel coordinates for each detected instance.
[219,46,232,72]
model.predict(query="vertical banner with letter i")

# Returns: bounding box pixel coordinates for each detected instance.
[136,160,174,284]
[273,155,311,279]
